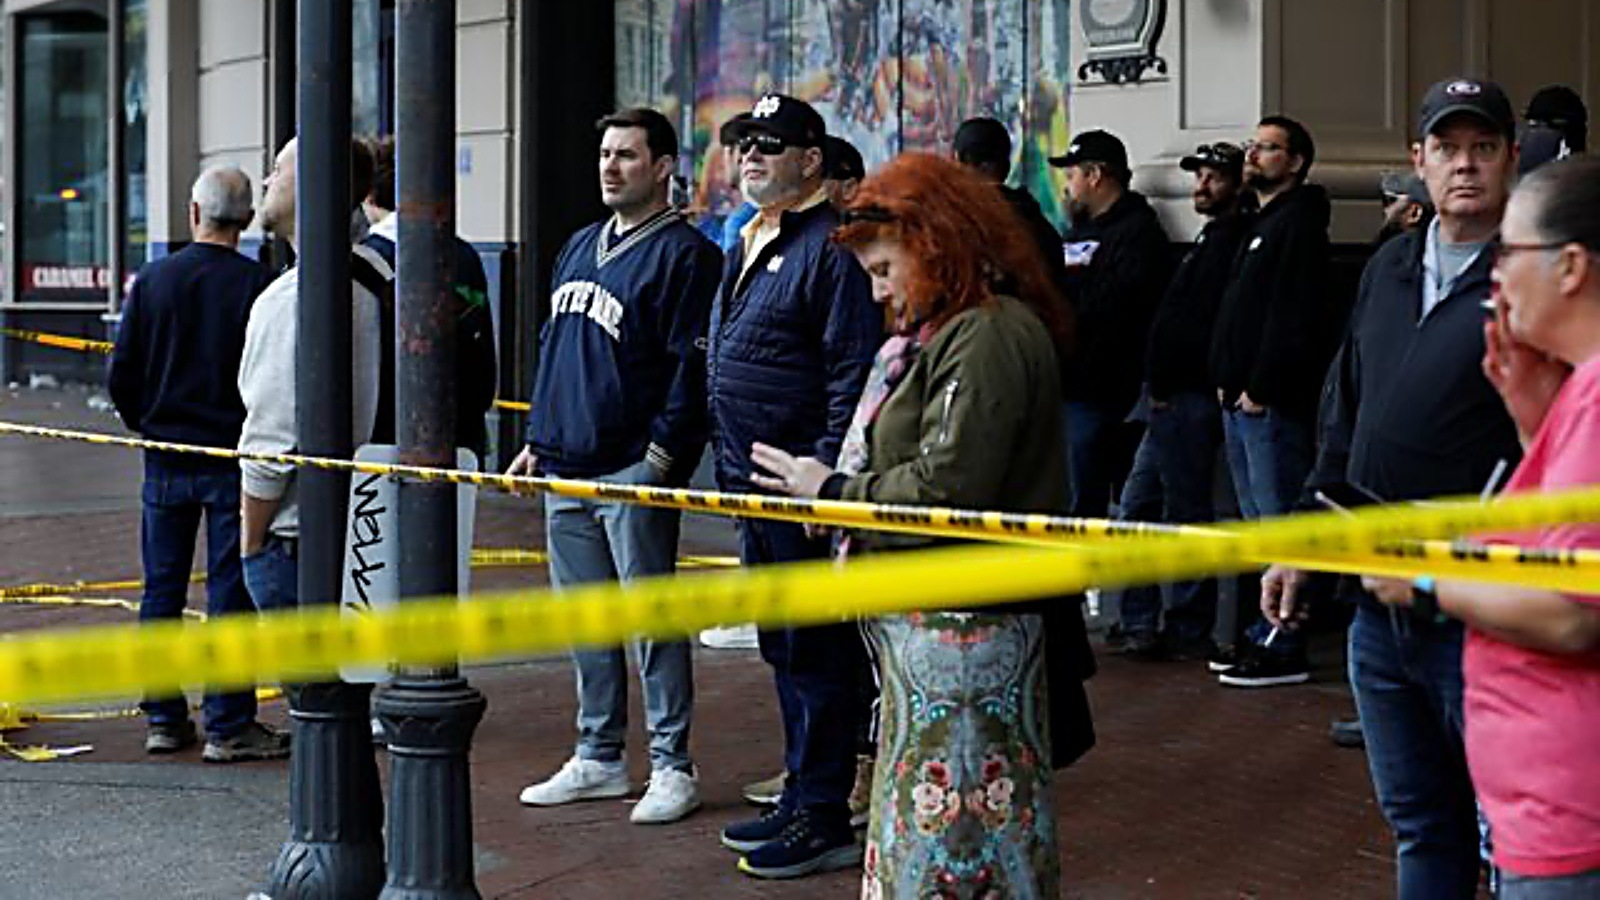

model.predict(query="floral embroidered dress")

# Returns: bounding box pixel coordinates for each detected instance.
[822,297,1068,898]
[863,612,1057,899]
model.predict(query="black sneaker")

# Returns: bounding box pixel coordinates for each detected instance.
[1207,644,1248,673]
[1217,653,1311,688]
[721,806,799,853]
[202,721,291,763]
[145,720,198,755]
[737,813,862,880]
[1110,631,1164,660]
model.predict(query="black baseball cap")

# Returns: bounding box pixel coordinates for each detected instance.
[731,93,826,148]
[1048,130,1129,174]
[1179,142,1244,179]
[824,136,865,181]
[719,113,751,148]
[1379,171,1432,207]
[1525,85,1588,130]
[953,117,1012,163]
[1417,77,1515,139]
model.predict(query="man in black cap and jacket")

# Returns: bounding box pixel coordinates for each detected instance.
[1261,78,1523,898]
[1209,114,1334,688]
[1051,129,1172,519]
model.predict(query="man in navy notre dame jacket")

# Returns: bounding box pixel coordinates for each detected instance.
[710,93,880,880]
[107,165,278,760]
[508,108,721,827]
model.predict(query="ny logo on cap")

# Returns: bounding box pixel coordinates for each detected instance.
[1446,80,1482,97]
[1068,142,1081,154]
[754,95,782,118]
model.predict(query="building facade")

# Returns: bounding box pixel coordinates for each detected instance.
[1,0,1595,459]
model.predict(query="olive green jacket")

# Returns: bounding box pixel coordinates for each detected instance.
[839,294,1067,538]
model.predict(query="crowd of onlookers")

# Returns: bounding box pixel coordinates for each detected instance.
[105,71,1599,897]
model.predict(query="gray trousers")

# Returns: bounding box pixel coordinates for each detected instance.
[544,459,692,772]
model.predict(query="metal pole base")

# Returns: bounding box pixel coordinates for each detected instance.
[263,682,386,899]
[375,674,487,899]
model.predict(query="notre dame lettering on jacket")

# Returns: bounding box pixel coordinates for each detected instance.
[526,208,723,480]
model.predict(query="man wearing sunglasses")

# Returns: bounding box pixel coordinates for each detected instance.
[1263,78,1523,899]
[709,93,880,880]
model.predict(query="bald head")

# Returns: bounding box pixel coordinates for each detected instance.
[189,165,254,245]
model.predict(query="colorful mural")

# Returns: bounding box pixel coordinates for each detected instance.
[618,0,1074,227]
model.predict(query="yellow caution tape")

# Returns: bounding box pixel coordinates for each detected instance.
[2,479,1600,707]
[0,327,114,355]
[0,325,536,416]
[1,325,530,416]
[4,420,1600,589]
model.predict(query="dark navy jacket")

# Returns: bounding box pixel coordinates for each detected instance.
[360,223,499,458]
[1303,228,1519,508]
[525,209,722,480]
[108,242,270,450]
[708,200,880,492]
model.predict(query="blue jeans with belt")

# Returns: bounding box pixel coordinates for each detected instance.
[139,453,257,739]
[1348,601,1481,900]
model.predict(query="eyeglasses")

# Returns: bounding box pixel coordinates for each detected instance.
[737,134,789,158]
[1243,140,1286,155]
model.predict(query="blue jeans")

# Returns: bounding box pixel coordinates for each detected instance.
[1223,407,1312,654]
[740,518,865,828]
[1500,869,1600,899]
[1064,400,1141,518]
[1221,407,1312,520]
[139,454,256,739]
[545,459,692,773]
[1349,603,1481,900]
[242,534,298,612]
[1116,392,1221,643]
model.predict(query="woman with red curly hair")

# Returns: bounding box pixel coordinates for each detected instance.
[751,152,1083,895]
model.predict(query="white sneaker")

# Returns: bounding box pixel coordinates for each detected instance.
[518,756,629,806]
[630,767,701,824]
[699,624,760,650]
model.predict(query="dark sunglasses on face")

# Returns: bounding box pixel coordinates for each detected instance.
[737,134,789,157]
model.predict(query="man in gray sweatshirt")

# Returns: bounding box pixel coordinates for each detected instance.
[237,136,382,644]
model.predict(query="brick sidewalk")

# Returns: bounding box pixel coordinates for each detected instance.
[0,390,1396,897]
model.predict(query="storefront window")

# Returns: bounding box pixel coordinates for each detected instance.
[14,2,148,303]
[125,0,149,266]
[17,13,107,300]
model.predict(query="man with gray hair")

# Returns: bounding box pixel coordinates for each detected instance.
[109,164,277,760]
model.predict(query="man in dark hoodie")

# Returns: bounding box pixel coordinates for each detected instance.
[1114,142,1250,658]
[509,108,722,826]
[1209,114,1331,688]
[1051,129,1172,518]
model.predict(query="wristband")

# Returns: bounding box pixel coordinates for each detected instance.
[1410,576,1446,624]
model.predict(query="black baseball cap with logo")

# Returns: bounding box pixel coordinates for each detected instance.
[1179,142,1245,179]
[1048,130,1130,176]
[1417,78,1516,139]
[731,93,826,148]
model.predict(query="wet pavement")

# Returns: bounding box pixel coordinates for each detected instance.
[0,387,1398,898]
